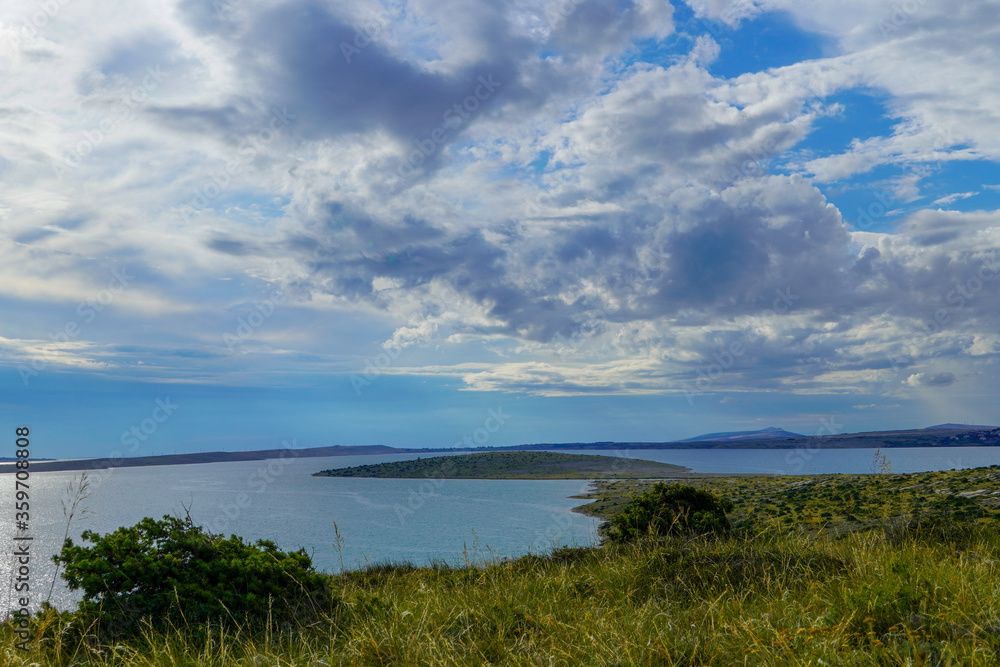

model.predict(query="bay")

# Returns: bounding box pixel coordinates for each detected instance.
[2,452,599,612]
[5,445,1000,613]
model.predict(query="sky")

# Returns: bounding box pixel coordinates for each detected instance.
[2,0,1000,459]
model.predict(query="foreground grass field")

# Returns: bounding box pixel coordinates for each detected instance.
[6,466,1000,665]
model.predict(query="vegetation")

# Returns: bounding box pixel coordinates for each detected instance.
[6,466,1000,664]
[601,483,733,543]
[314,450,689,479]
[49,515,334,639]
[577,465,1000,532]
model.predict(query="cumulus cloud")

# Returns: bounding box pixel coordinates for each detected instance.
[0,0,998,410]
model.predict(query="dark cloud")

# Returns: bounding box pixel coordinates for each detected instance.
[173,0,525,147]
[911,372,957,387]
[555,226,620,262]
[654,210,772,307]
[548,0,673,53]
[207,236,257,256]
[14,228,57,244]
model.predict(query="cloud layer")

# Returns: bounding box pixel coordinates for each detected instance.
[2,0,999,413]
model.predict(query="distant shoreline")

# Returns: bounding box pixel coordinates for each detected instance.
[4,425,997,474]
[0,445,446,474]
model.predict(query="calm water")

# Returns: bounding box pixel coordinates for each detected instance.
[5,445,1000,612]
[1,452,600,612]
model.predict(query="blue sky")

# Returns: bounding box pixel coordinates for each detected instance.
[3,0,1000,458]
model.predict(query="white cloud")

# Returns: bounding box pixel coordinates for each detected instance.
[932,191,977,207]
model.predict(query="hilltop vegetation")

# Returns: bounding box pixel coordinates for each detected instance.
[314,451,690,479]
[7,466,1000,665]
[577,465,1000,531]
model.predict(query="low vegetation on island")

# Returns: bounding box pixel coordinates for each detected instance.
[314,450,691,479]
[8,465,1000,664]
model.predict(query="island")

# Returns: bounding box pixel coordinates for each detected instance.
[313,451,692,479]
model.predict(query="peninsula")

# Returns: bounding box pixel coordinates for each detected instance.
[313,451,691,479]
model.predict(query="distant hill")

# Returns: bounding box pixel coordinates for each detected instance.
[0,445,440,474]
[679,427,804,443]
[9,424,1000,476]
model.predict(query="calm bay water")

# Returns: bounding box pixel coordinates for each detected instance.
[2,452,599,612]
[4,445,1000,612]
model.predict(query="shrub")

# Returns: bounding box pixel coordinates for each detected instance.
[601,483,733,543]
[53,515,333,637]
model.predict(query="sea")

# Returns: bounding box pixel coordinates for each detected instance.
[3,446,998,612]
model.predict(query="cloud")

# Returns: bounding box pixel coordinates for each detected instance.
[853,403,900,410]
[932,192,977,206]
[905,372,957,388]
[0,0,998,411]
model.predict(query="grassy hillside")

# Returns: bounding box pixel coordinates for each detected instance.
[576,465,1000,530]
[314,450,690,479]
[7,467,1000,665]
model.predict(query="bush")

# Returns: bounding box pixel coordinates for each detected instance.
[53,515,333,637]
[601,483,733,543]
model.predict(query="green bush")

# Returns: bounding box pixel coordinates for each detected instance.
[601,483,733,543]
[53,515,334,637]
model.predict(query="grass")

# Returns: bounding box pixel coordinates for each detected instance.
[6,467,1000,665]
[577,465,1000,532]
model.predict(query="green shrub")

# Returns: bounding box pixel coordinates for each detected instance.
[53,515,334,637]
[601,483,734,543]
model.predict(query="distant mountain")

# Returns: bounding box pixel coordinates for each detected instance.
[925,423,997,430]
[679,427,804,443]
